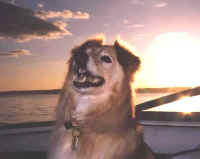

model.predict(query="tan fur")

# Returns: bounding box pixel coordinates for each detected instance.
[48,39,154,159]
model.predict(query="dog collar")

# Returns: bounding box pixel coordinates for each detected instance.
[64,121,81,151]
[64,121,73,129]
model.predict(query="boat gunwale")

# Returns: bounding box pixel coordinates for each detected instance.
[0,121,56,130]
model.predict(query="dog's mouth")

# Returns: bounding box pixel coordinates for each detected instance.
[73,71,105,89]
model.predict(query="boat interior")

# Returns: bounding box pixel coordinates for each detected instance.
[1,87,200,159]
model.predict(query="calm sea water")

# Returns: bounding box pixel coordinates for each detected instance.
[0,93,169,125]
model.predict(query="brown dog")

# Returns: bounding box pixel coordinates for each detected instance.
[48,38,154,159]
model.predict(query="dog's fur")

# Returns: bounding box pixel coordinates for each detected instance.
[48,38,154,159]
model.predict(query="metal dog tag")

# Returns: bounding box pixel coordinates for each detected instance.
[71,128,80,150]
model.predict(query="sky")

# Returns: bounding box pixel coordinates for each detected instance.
[1,0,200,91]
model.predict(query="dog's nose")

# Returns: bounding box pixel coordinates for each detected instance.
[73,52,89,69]
[72,52,89,77]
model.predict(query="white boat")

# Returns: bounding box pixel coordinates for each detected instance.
[0,87,200,159]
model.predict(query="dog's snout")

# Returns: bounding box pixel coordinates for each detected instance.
[73,52,89,69]
[72,52,89,77]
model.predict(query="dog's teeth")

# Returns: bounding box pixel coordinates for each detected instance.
[73,75,78,81]
[83,76,87,82]
[93,78,99,83]
[79,76,86,82]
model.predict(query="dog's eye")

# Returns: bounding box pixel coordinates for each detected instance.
[101,56,112,63]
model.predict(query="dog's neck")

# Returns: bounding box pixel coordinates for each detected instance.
[68,83,136,133]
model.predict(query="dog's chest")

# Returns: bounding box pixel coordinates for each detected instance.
[72,94,110,117]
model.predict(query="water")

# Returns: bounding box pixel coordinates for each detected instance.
[0,93,168,125]
[0,94,58,125]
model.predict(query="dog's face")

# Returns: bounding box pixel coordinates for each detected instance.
[68,40,123,95]
[61,39,140,127]
[67,39,140,95]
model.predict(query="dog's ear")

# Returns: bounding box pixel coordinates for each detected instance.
[114,41,141,77]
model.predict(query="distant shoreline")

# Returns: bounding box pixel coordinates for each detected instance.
[135,87,192,93]
[0,89,60,96]
[0,87,192,96]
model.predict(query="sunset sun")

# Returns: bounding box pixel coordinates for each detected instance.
[144,32,200,87]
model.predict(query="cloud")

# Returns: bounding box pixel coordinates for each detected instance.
[131,0,168,8]
[123,20,144,28]
[0,2,89,42]
[0,2,70,42]
[5,0,16,4]
[34,10,73,20]
[154,2,168,8]
[134,33,152,40]
[0,49,31,57]
[72,11,90,19]
[128,24,144,28]
[37,3,44,8]
[34,9,90,20]
[52,21,69,33]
